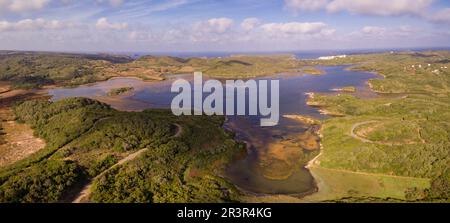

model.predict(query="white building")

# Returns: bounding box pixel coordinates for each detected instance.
[318,55,347,60]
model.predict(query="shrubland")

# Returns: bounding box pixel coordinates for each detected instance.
[0,98,243,202]
[307,51,450,201]
[0,52,305,89]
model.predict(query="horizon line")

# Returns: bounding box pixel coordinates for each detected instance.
[1,46,449,56]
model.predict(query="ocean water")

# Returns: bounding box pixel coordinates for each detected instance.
[118,47,450,60]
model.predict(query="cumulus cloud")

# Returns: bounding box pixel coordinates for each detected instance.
[260,22,332,36]
[193,17,234,34]
[190,18,234,43]
[0,18,445,52]
[0,0,51,13]
[0,18,71,31]
[240,18,261,31]
[96,17,128,30]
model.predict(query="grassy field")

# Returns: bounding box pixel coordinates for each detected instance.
[304,166,430,202]
[305,51,450,202]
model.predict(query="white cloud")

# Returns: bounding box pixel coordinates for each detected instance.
[284,0,329,12]
[189,18,235,43]
[327,0,433,16]
[240,18,261,31]
[261,22,330,35]
[0,18,70,31]
[96,17,128,30]
[283,0,450,27]
[361,26,387,35]
[0,0,51,13]
[427,8,450,24]
[284,0,434,17]
[356,25,419,38]
[0,20,446,52]
[193,17,234,34]
[128,30,155,41]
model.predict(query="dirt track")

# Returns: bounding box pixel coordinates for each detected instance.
[73,148,149,203]
[73,124,184,203]
[350,121,378,143]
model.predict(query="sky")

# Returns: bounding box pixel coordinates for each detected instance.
[0,0,449,52]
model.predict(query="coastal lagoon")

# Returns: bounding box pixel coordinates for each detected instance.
[48,66,379,195]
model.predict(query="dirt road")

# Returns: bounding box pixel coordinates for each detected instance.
[73,124,183,203]
[350,121,377,143]
[73,148,149,203]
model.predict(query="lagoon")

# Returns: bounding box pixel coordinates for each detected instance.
[48,65,379,195]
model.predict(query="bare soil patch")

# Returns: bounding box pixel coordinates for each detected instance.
[0,120,46,167]
[0,85,48,167]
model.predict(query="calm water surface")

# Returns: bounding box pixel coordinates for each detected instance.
[48,66,379,195]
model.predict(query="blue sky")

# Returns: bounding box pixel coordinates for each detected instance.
[0,0,449,52]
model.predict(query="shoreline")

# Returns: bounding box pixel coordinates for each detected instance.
[298,67,392,202]
[7,64,380,202]
[224,114,322,202]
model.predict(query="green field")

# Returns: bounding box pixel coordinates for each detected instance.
[306,51,450,202]
[304,166,430,202]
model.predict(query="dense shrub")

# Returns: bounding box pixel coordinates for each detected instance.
[1,98,242,203]
[0,160,81,202]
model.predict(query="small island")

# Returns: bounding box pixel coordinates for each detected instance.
[301,67,324,75]
[330,86,356,92]
[107,87,134,96]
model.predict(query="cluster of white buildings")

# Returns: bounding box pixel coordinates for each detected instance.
[408,63,448,74]
[410,64,448,69]
[317,55,347,60]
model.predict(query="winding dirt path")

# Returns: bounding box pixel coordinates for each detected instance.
[350,121,378,143]
[73,123,184,203]
[73,148,149,203]
[350,120,425,145]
